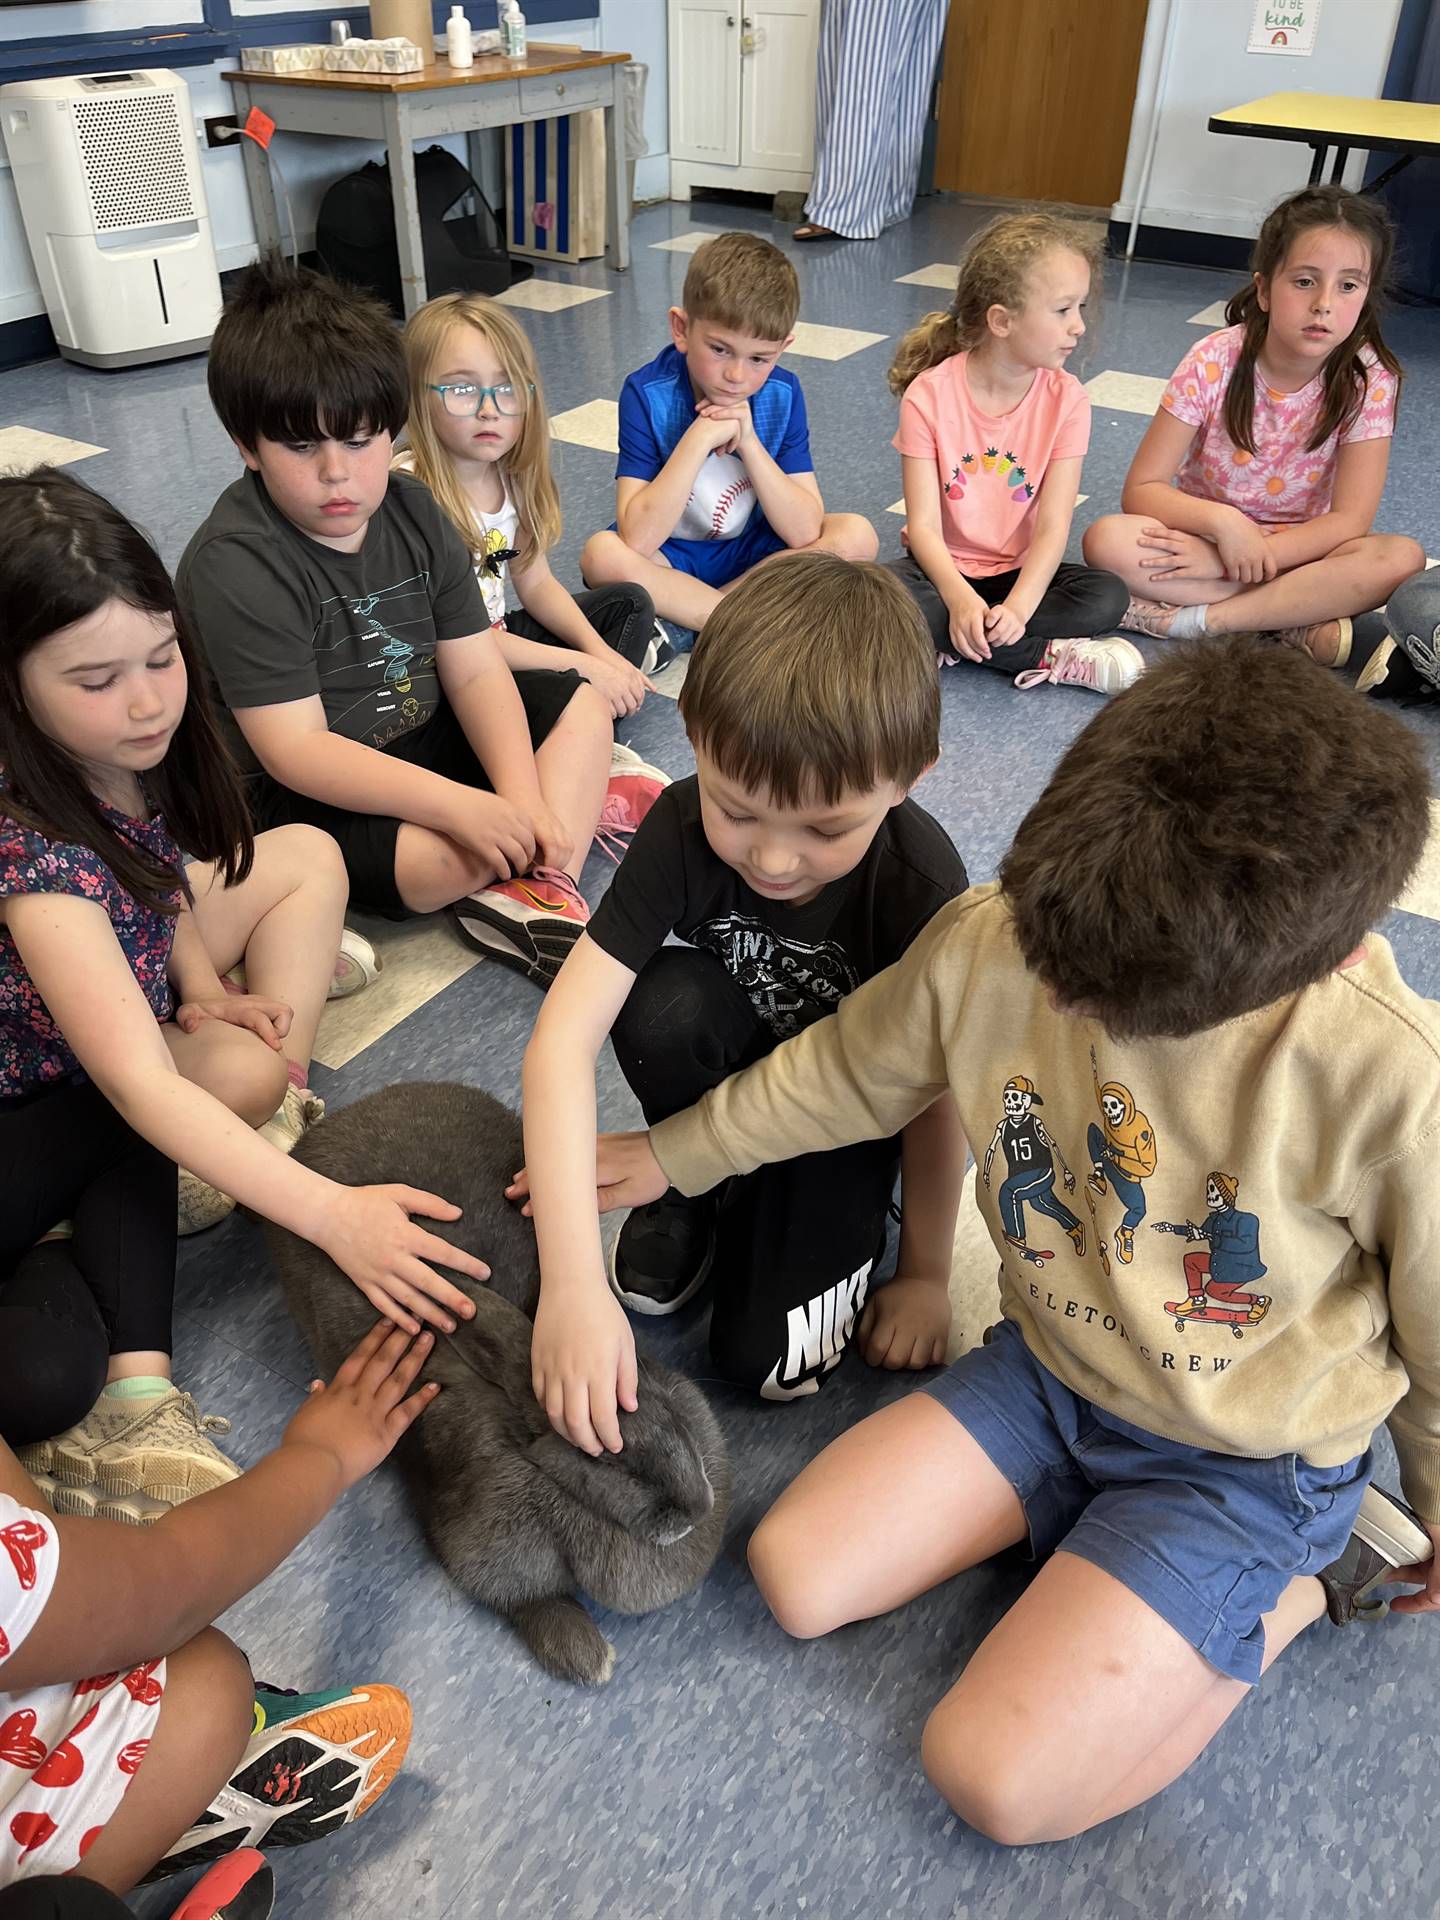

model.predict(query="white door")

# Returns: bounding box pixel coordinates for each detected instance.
[740,0,819,174]
[669,0,742,166]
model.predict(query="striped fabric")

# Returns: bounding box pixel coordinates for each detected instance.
[508,114,574,259]
[804,0,949,241]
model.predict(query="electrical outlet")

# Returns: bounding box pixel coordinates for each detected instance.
[204,116,241,149]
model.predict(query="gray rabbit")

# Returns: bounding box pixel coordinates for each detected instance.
[267,1080,731,1687]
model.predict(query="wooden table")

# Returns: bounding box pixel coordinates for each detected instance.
[1209,90,1440,192]
[224,45,632,316]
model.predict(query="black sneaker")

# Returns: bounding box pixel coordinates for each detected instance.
[641,621,676,676]
[1319,1483,1433,1625]
[609,1188,718,1315]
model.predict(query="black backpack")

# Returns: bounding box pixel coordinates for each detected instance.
[316,145,530,317]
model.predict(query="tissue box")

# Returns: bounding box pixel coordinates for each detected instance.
[240,43,327,73]
[326,37,426,71]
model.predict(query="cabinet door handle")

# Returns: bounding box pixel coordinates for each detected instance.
[726,12,735,22]
[742,12,752,22]
[556,81,565,93]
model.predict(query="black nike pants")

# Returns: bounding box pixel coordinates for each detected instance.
[611,947,900,1398]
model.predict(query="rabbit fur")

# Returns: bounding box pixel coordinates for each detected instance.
[267,1080,731,1687]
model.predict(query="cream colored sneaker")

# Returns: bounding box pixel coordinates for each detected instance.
[258,1083,326,1155]
[329,927,382,1001]
[19,1387,239,1525]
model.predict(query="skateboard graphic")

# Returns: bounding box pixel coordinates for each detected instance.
[1005,1237,1053,1267]
[1160,1295,1269,1338]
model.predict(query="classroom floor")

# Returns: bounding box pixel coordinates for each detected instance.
[6,192,1440,1920]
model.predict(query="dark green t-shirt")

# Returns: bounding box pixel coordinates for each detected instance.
[177,469,488,773]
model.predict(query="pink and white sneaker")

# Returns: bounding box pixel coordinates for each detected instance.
[597,742,672,861]
[1014,636,1145,694]
[448,867,589,987]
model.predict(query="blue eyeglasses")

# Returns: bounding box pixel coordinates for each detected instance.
[428,380,534,418]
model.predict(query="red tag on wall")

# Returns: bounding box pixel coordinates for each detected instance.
[244,106,276,149]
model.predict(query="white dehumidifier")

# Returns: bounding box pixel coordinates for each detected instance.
[0,70,222,369]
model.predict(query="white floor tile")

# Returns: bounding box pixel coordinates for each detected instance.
[650,230,729,254]
[648,652,690,702]
[549,397,620,454]
[494,280,611,313]
[1084,369,1170,415]
[0,425,104,471]
[787,320,887,362]
[886,498,905,515]
[313,913,479,1072]
[1186,300,1229,327]
[896,263,958,289]
[1398,800,1440,925]
[947,1165,1001,1364]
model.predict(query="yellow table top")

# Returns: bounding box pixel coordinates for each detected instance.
[1209,91,1440,154]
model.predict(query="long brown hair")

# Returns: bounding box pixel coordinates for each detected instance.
[888,210,1104,397]
[1222,185,1402,456]
[399,294,561,560]
[0,469,253,914]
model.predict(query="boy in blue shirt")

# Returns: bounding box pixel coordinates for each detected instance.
[581,232,878,633]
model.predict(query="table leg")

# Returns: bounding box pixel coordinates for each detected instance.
[1328,143,1351,184]
[231,81,282,256]
[382,96,427,318]
[1307,142,1327,184]
[603,74,630,273]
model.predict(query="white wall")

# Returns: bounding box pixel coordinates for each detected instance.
[1115,0,1403,241]
[0,1,669,327]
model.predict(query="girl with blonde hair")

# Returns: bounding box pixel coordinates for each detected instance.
[887,211,1134,694]
[398,293,659,720]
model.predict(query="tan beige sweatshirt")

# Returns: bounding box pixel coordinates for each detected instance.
[652,884,1440,1521]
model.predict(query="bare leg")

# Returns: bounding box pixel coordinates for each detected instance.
[184,825,347,1078]
[72,1627,253,1895]
[1203,533,1426,650]
[748,1394,1027,1639]
[921,1550,1326,1846]
[582,530,722,632]
[531,680,611,877]
[1083,512,1245,610]
[393,824,504,915]
[806,511,879,562]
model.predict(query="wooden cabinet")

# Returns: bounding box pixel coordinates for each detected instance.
[668,0,820,199]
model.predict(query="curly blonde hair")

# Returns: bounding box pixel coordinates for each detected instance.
[888,210,1105,397]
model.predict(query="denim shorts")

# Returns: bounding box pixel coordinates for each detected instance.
[925,1319,1371,1682]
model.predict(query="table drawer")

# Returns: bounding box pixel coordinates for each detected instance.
[518,70,607,116]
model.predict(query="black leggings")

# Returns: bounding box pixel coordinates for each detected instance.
[612,948,899,1398]
[503,583,654,668]
[0,1079,177,1446]
[887,553,1129,674]
[0,1881,130,1918]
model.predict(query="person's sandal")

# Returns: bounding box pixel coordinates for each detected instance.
[793,222,841,242]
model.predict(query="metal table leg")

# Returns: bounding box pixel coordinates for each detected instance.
[603,68,630,272]
[1307,141,1328,183]
[230,81,283,255]
[383,95,427,317]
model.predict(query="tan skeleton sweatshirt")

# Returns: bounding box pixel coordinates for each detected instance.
[652,884,1440,1521]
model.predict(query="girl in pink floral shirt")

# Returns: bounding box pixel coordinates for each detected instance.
[1084,185,1423,671]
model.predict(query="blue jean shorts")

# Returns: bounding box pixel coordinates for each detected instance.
[925,1319,1371,1682]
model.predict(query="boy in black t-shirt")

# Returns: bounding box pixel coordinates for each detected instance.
[511,554,969,1455]
[177,256,628,987]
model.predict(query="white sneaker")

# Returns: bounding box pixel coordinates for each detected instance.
[20,1385,239,1525]
[258,1083,326,1155]
[1014,636,1145,694]
[329,927,382,1001]
[178,1169,237,1236]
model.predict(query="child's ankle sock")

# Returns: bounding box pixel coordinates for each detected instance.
[286,1058,308,1092]
[1165,603,1211,640]
[104,1375,171,1402]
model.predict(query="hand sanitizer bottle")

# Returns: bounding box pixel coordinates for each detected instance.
[501,0,527,57]
[446,4,474,66]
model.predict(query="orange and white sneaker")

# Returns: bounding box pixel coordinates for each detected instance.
[448,867,589,986]
[597,741,672,861]
[149,1682,411,1881]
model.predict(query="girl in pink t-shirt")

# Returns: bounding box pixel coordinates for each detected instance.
[887,212,1136,695]
[1085,186,1423,673]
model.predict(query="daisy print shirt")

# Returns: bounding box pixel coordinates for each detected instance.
[1162,325,1397,526]
[0,791,181,1100]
